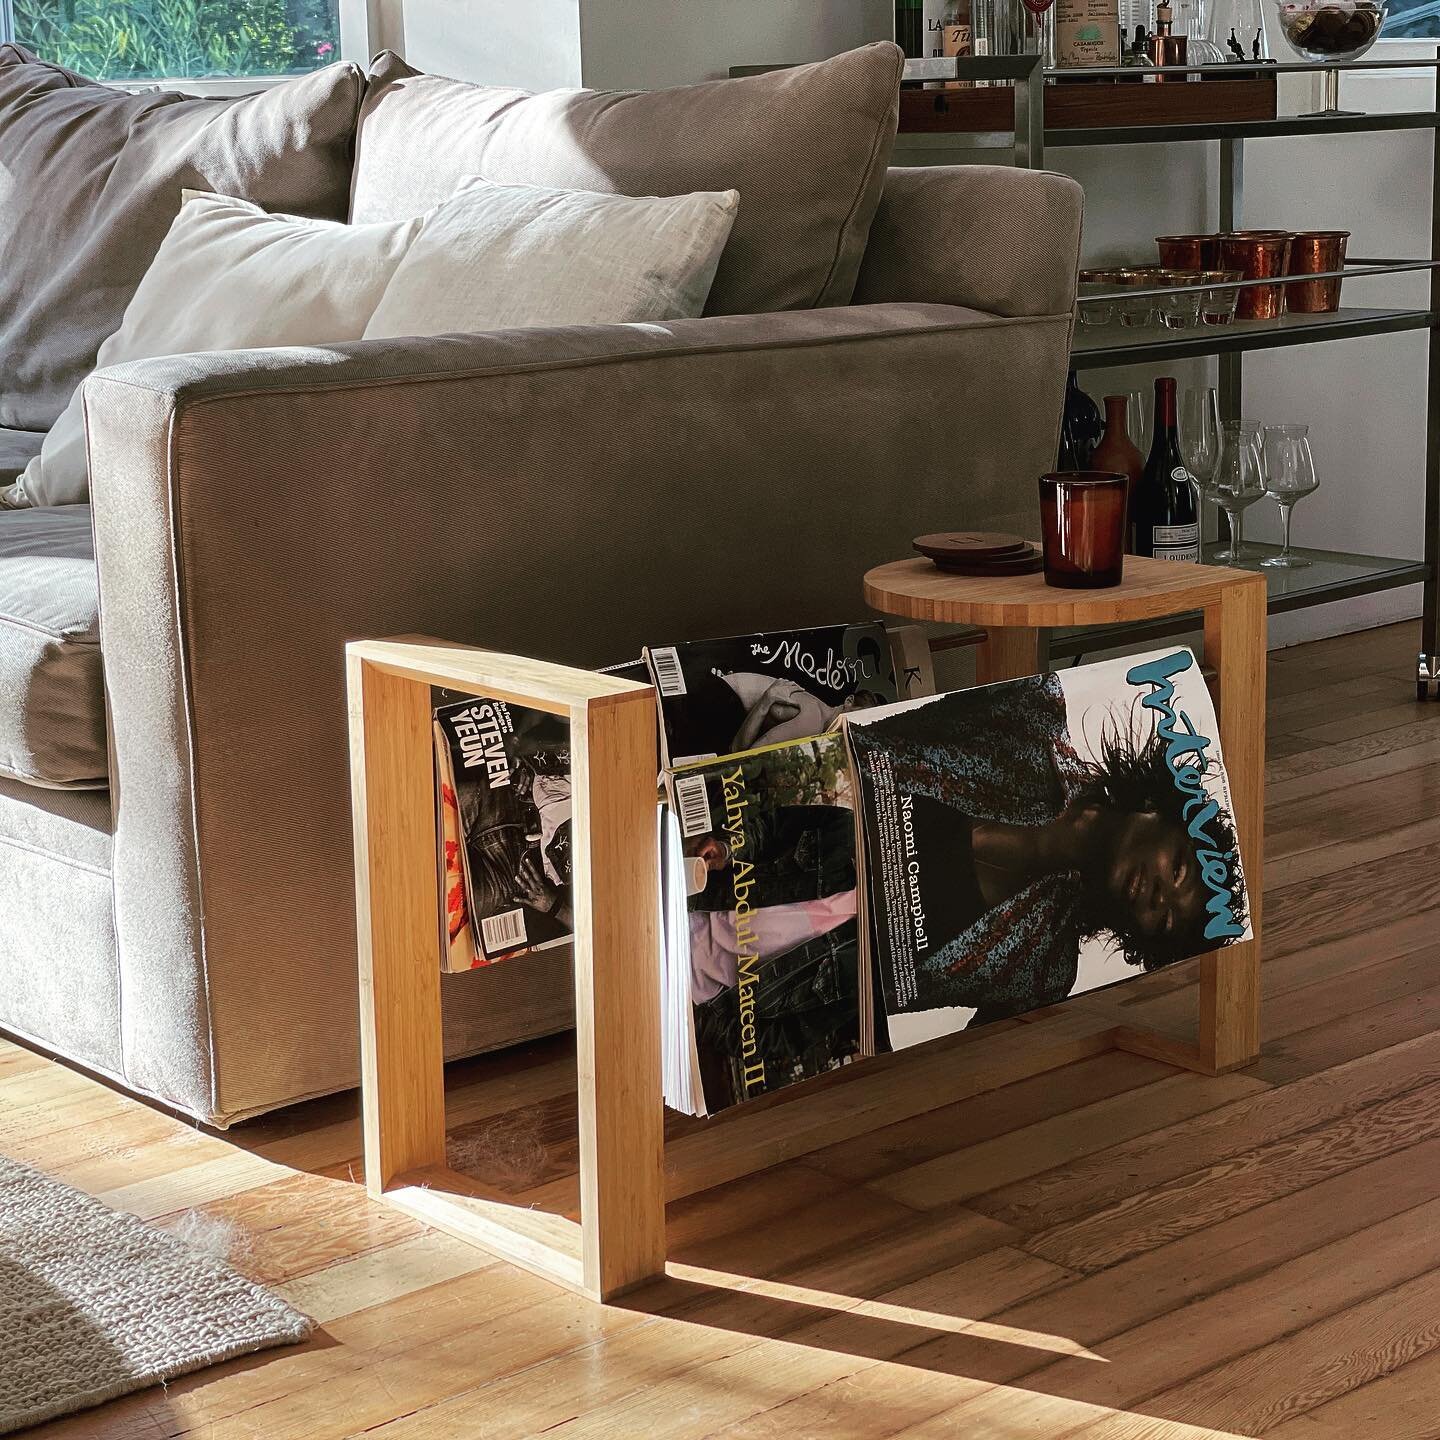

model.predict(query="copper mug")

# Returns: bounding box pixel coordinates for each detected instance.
[1218,231,1293,321]
[1285,230,1350,314]
[1157,234,1220,270]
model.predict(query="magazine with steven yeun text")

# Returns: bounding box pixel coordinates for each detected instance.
[843,646,1251,1052]
[433,691,575,970]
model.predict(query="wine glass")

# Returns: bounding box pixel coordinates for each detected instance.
[1203,419,1267,564]
[1126,389,1153,455]
[1260,424,1319,568]
[1180,385,1222,495]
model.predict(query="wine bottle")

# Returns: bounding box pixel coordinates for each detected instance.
[1059,369,1103,469]
[1133,376,1200,561]
[896,0,925,56]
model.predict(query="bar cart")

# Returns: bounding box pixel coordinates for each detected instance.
[898,53,1440,698]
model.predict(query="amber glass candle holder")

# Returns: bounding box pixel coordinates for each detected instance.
[1039,472,1128,589]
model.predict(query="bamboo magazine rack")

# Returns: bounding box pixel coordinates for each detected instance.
[347,612,1263,1304]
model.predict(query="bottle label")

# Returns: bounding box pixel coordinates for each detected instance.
[1152,521,1200,562]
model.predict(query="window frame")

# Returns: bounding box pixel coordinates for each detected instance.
[0,0,378,87]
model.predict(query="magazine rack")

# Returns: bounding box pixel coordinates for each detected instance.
[348,565,1264,1303]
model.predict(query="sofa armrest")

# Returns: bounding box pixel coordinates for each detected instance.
[855,165,1084,319]
[83,303,1072,1120]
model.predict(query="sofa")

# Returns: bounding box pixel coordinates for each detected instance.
[0,41,1083,1126]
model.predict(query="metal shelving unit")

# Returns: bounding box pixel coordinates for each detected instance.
[903,54,1440,695]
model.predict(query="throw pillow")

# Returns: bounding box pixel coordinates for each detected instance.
[7,194,421,509]
[0,46,363,434]
[364,177,739,340]
[350,44,903,317]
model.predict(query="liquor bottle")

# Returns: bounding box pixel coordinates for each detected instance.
[1148,1,1189,74]
[1133,376,1200,560]
[940,0,973,85]
[896,0,925,56]
[1059,369,1104,469]
[1055,0,1122,66]
[1091,394,1145,528]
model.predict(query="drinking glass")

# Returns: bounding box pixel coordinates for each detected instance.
[1261,424,1319,568]
[1206,419,1268,563]
[1180,386,1222,494]
[1126,389,1154,454]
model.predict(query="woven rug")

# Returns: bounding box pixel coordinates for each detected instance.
[0,1153,312,1434]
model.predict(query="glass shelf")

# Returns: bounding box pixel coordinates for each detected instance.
[1048,544,1431,658]
[1072,306,1438,369]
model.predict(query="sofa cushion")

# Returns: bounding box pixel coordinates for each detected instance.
[0,45,364,434]
[0,428,43,484]
[351,44,903,317]
[0,507,105,788]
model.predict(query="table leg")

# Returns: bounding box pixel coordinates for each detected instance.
[976,625,1041,685]
[1200,583,1264,1072]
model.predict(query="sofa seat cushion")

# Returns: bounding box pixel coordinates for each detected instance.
[0,507,105,788]
[0,427,43,484]
[351,44,903,317]
[0,44,364,434]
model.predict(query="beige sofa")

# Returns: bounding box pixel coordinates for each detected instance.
[0,43,1082,1125]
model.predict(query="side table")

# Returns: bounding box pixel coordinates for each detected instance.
[863,553,1266,1076]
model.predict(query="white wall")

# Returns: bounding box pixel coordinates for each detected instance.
[377,2,1430,648]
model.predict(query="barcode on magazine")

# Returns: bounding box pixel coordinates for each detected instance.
[481,908,527,954]
[674,772,713,839]
[650,647,686,698]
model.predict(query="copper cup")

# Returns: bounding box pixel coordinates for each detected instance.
[1157,234,1220,270]
[1285,230,1350,314]
[1218,231,1293,321]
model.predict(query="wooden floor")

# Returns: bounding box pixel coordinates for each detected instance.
[10,619,1440,1439]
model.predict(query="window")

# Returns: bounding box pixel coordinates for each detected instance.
[1385,0,1440,37]
[2,0,341,81]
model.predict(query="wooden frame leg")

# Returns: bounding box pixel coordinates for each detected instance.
[347,642,667,1303]
[570,691,667,1301]
[976,625,1041,684]
[349,655,448,1196]
[1199,581,1264,1072]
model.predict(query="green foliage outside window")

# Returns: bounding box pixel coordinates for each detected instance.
[14,0,339,80]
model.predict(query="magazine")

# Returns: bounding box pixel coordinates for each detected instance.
[433,692,575,970]
[643,623,901,770]
[661,733,862,1115]
[843,646,1251,1052]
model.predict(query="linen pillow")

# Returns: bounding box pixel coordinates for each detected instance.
[6,194,421,509]
[0,46,363,434]
[364,177,739,340]
[350,44,903,317]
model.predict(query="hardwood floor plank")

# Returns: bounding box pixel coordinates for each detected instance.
[804,1052,1174,1187]
[1071,1263,1440,1438]
[973,1028,1440,1235]
[882,1193,1440,1436]
[869,1071,1267,1212]
[1265,1347,1440,1439]
[1024,1078,1440,1274]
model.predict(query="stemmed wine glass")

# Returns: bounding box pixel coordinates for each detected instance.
[1261,424,1319,568]
[1180,386,1222,516]
[1208,419,1267,563]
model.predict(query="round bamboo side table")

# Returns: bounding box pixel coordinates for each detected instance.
[863,552,1267,1076]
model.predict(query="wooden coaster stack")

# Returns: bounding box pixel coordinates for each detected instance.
[912,532,1043,576]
